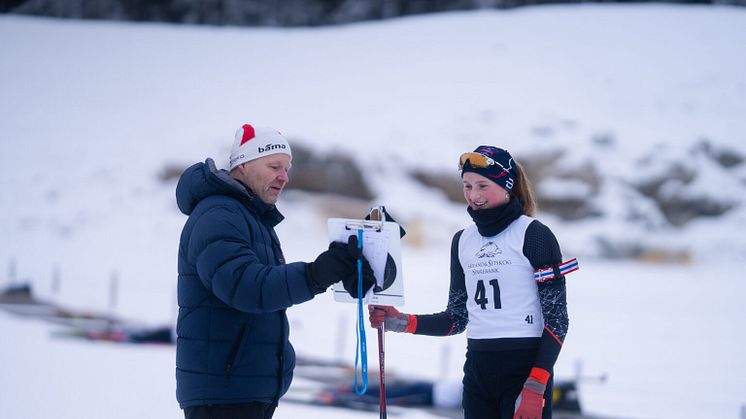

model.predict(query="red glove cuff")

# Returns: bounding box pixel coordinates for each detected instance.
[529,367,551,385]
[404,314,418,333]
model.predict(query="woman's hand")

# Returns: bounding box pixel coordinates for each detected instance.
[368,305,415,333]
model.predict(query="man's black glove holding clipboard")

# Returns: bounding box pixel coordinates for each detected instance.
[307,235,376,298]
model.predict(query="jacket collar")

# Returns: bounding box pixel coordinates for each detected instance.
[231,177,285,228]
[176,158,285,227]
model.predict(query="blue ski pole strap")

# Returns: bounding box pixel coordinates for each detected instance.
[353,228,368,395]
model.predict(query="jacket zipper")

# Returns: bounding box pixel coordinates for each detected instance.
[225,322,248,387]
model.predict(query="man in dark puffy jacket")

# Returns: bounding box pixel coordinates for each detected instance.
[175,123,375,419]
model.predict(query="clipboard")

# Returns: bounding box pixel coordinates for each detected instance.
[328,217,405,307]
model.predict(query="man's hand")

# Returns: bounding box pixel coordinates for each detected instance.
[333,235,376,298]
[307,235,375,297]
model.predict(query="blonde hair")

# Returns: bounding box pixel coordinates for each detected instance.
[512,161,537,217]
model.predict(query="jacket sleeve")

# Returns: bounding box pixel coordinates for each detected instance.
[412,230,470,336]
[187,204,314,313]
[523,220,570,380]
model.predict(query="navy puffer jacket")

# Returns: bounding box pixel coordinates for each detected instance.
[175,158,314,408]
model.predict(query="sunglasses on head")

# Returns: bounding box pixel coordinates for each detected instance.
[459,152,511,172]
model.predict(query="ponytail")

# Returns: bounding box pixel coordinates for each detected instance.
[512,161,537,217]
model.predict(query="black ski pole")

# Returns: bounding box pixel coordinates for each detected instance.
[369,206,388,419]
[378,321,387,419]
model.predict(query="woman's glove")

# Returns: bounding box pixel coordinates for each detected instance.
[368,305,416,333]
[513,376,546,419]
[365,206,406,238]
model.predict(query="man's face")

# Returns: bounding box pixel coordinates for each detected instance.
[233,154,291,205]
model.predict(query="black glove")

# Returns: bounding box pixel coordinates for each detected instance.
[336,235,376,298]
[306,235,375,297]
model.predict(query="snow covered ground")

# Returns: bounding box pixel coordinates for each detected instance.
[1,4,746,419]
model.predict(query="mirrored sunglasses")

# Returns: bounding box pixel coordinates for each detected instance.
[459,152,510,172]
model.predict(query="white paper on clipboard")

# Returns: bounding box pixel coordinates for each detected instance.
[328,218,405,307]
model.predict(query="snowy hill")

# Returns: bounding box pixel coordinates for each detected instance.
[1,5,746,419]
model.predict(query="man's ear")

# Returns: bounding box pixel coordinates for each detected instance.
[236,162,250,175]
[229,162,247,179]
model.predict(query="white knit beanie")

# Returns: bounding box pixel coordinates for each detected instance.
[228,123,292,171]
